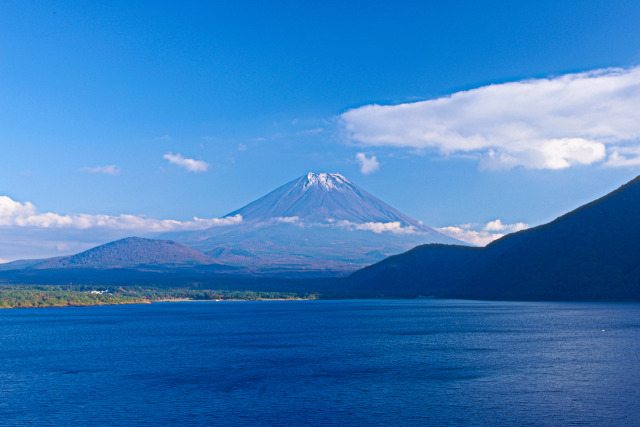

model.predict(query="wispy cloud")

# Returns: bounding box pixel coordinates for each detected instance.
[604,146,640,167]
[296,127,324,135]
[355,152,380,174]
[79,165,121,175]
[436,219,529,246]
[155,135,172,141]
[0,195,241,232]
[342,66,640,170]
[334,219,418,235]
[163,152,209,173]
[275,216,301,224]
[261,216,419,235]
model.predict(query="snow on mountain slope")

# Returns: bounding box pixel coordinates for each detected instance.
[226,172,430,228]
[162,173,464,276]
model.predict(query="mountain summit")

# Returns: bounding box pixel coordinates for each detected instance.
[226,172,432,229]
[162,172,462,276]
[36,237,217,269]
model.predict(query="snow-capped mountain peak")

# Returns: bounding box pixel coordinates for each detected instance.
[161,172,465,276]
[225,172,446,232]
[303,172,349,191]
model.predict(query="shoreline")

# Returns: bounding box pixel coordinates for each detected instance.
[0,298,316,310]
[155,297,312,303]
[0,287,319,310]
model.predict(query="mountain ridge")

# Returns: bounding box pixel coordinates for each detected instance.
[34,237,219,269]
[225,172,435,229]
[347,175,640,300]
[161,172,463,275]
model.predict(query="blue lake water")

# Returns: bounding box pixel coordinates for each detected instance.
[1,299,640,426]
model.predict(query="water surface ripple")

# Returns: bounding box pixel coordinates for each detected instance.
[1,299,639,426]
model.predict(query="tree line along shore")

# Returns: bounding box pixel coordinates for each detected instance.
[0,285,319,309]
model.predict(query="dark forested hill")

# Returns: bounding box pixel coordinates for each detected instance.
[347,176,640,301]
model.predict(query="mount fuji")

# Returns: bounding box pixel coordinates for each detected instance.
[162,173,463,276]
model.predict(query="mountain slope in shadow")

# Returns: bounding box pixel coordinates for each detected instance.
[347,176,640,301]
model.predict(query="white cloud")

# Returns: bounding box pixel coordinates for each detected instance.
[275,216,301,224]
[484,219,528,232]
[0,258,9,264]
[342,66,640,170]
[604,146,640,167]
[79,165,121,175]
[155,135,172,141]
[436,226,501,247]
[0,195,241,232]
[267,216,420,235]
[163,152,209,173]
[238,144,248,151]
[335,220,418,235]
[355,152,380,174]
[436,219,529,246]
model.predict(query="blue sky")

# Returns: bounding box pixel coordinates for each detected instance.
[2,1,640,259]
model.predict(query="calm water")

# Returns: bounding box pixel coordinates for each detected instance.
[1,299,639,426]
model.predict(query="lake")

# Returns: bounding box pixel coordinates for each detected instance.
[1,299,639,426]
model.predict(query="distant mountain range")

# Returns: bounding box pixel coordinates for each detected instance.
[0,173,460,277]
[161,172,462,275]
[346,175,640,301]
[3,173,640,301]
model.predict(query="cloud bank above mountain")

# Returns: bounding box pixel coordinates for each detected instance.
[342,66,640,170]
[0,196,241,232]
